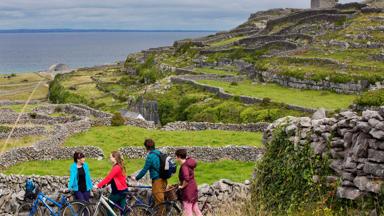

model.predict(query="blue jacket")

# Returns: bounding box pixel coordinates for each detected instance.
[136,149,161,181]
[68,162,93,192]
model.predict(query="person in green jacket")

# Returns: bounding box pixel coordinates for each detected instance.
[131,139,167,208]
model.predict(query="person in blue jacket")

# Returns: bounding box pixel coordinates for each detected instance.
[68,152,93,202]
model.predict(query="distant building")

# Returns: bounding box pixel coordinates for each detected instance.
[120,109,145,121]
[311,0,338,9]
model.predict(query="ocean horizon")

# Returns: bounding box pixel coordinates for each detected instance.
[0,31,212,74]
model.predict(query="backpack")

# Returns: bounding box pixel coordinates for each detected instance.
[24,178,38,200]
[150,151,177,179]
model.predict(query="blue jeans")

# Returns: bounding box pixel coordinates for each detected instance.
[74,191,90,202]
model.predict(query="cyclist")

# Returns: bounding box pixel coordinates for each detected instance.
[68,152,93,202]
[131,139,167,209]
[96,151,128,216]
[175,149,202,216]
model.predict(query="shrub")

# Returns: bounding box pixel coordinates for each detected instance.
[251,128,333,214]
[230,81,238,86]
[0,126,11,133]
[29,113,37,119]
[355,89,384,107]
[111,112,125,126]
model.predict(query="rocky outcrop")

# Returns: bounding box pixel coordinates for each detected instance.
[120,146,264,162]
[128,97,160,124]
[264,107,384,200]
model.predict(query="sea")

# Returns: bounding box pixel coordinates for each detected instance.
[0,31,212,74]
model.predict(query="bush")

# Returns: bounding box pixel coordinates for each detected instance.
[355,89,384,107]
[251,128,333,214]
[111,112,125,126]
[0,126,11,133]
[230,81,238,86]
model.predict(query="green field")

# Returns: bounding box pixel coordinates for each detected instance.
[198,80,356,110]
[3,159,255,184]
[193,68,237,75]
[0,135,45,152]
[64,126,263,155]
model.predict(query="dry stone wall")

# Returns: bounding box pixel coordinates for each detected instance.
[162,121,268,132]
[0,174,250,215]
[263,107,384,200]
[120,146,264,162]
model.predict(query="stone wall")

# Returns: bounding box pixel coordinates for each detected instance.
[120,146,264,162]
[0,100,41,106]
[170,76,316,113]
[263,107,384,200]
[162,121,269,132]
[261,9,338,34]
[249,69,368,94]
[0,174,250,215]
[0,126,47,139]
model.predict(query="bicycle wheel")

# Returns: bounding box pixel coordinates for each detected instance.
[16,202,43,216]
[80,203,108,216]
[129,204,152,216]
[152,201,181,216]
[62,200,91,216]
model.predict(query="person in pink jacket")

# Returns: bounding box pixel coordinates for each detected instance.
[175,149,203,216]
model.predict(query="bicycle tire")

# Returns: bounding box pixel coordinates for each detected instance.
[16,202,43,216]
[79,203,108,216]
[128,204,152,216]
[151,201,181,216]
[62,200,91,216]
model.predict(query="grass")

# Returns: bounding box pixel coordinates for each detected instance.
[193,68,237,76]
[0,84,48,100]
[0,135,45,152]
[64,126,263,155]
[210,36,245,47]
[0,104,40,112]
[2,159,254,184]
[0,73,45,84]
[197,80,356,110]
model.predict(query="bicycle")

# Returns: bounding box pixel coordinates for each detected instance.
[16,190,91,216]
[79,188,152,216]
[151,185,214,216]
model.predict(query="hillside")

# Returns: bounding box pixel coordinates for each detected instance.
[2,1,384,215]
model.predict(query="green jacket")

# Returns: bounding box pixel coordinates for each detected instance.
[136,149,161,180]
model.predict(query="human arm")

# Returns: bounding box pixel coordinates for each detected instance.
[97,165,120,188]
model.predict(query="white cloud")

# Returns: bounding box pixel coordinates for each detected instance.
[0,0,363,30]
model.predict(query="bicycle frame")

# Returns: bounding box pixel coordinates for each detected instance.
[30,192,77,216]
[94,194,124,216]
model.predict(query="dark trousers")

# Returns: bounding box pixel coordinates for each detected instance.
[74,191,90,202]
[107,193,127,216]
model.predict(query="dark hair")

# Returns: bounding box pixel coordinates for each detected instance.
[73,152,85,163]
[111,151,126,175]
[144,139,155,150]
[175,149,187,159]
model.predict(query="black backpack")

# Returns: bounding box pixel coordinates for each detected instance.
[150,151,177,179]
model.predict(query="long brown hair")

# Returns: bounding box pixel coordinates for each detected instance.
[111,151,126,175]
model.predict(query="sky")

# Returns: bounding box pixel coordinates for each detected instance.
[0,0,362,30]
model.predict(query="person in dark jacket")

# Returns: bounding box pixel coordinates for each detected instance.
[175,149,202,216]
[68,152,93,202]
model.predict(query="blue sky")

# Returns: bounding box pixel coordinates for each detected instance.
[0,0,361,30]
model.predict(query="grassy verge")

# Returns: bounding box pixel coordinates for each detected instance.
[3,159,254,185]
[64,126,263,155]
[197,80,355,110]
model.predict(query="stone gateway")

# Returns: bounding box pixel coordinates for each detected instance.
[311,0,338,9]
